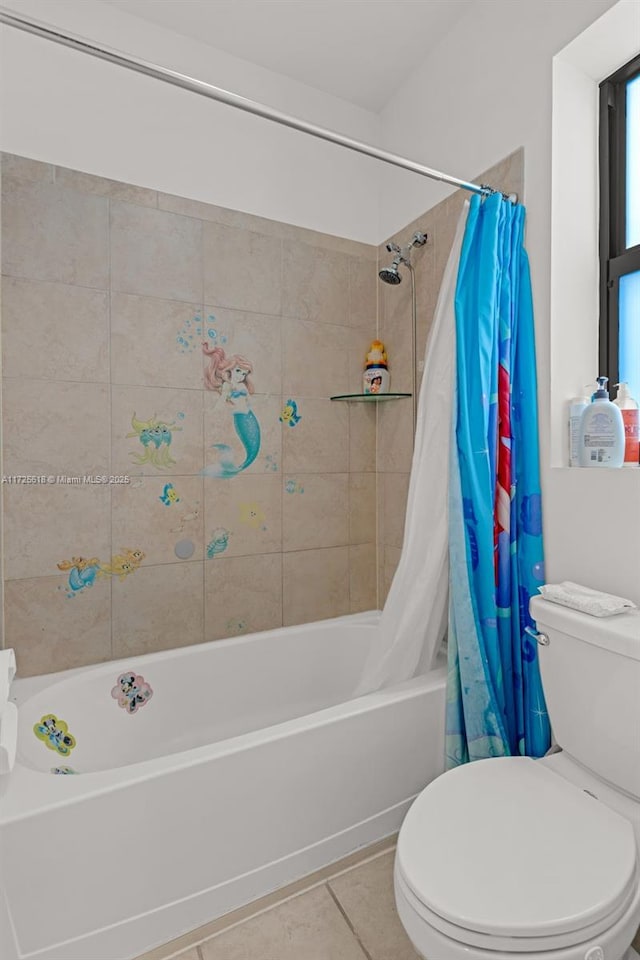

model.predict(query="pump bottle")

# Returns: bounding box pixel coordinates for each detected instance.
[578,376,625,468]
[614,382,640,467]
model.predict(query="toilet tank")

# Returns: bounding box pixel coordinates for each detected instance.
[530,596,640,800]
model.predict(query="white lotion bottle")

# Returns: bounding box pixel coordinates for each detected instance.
[578,377,625,467]
[569,396,589,466]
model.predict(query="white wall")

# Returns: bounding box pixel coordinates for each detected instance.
[378,0,640,605]
[0,0,381,242]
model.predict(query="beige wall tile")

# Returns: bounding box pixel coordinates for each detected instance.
[2,278,109,382]
[282,239,349,325]
[2,153,54,183]
[2,181,108,287]
[282,318,350,398]
[200,885,367,960]
[204,392,282,478]
[349,544,378,613]
[3,483,111,580]
[203,221,282,315]
[3,379,110,475]
[204,474,282,558]
[377,401,413,473]
[349,256,378,329]
[382,473,410,550]
[113,476,204,566]
[349,473,376,545]
[349,403,376,472]
[159,190,376,260]
[205,553,282,641]
[283,546,349,626]
[112,386,204,476]
[282,398,348,474]
[112,561,204,658]
[329,851,420,960]
[54,166,158,207]
[283,473,348,552]
[111,294,204,389]
[202,306,282,396]
[111,201,202,303]
[5,574,112,677]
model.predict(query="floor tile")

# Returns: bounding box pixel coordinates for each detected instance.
[199,885,368,960]
[329,851,421,960]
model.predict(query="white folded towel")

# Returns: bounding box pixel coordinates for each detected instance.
[538,581,637,617]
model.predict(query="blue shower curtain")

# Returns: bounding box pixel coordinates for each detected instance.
[446,193,551,767]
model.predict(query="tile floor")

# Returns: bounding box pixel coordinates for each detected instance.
[139,840,640,960]
[137,842,419,960]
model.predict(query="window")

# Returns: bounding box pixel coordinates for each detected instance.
[599,54,640,402]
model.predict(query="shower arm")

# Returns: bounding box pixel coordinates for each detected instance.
[0,6,505,199]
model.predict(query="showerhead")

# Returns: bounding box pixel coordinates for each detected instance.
[378,231,427,286]
[378,264,402,285]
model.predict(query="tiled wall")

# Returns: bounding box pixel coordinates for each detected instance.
[377,149,525,602]
[0,153,378,676]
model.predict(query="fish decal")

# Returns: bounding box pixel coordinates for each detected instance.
[279,399,301,427]
[159,483,180,506]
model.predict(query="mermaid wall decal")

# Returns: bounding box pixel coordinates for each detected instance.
[202,344,261,478]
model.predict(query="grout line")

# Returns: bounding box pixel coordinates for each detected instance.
[325,882,375,960]
[188,842,396,952]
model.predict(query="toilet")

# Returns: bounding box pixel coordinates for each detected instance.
[395,595,640,960]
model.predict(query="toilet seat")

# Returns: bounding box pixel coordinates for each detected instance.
[396,757,638,952]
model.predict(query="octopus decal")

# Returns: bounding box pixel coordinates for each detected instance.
[127,413,181,470]
[34,715,76,756]
[111,671,154,714]
[202,345,261,478]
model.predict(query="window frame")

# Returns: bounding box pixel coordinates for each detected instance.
[599,53,640,390]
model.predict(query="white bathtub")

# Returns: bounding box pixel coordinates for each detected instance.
[0,611,446,960]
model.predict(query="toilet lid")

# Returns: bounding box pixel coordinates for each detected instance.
[397,757,637,939]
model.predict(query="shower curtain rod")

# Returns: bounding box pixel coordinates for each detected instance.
[0,7,496,198]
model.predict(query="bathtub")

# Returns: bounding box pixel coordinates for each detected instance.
[0,611,446,960]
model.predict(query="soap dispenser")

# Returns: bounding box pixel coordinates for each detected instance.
[578,376,625,467]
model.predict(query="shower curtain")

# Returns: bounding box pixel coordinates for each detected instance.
[446,193,550,766]
[356,203,469,694]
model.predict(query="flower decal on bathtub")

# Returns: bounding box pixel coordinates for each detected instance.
[34,715,77,756]
[111,671,154,715]
[51,765,78,775]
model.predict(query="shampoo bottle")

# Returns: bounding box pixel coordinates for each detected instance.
[363,340,390,394]
[578,376,625,467]
[614,382,640,467]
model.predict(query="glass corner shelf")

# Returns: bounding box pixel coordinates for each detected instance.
[330,392,412,402]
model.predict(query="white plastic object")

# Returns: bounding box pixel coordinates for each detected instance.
[396,757,635,941]
[569,396,589,466]
[578,377,625,467]
[614,382,640,467]
[0,649,17,775]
